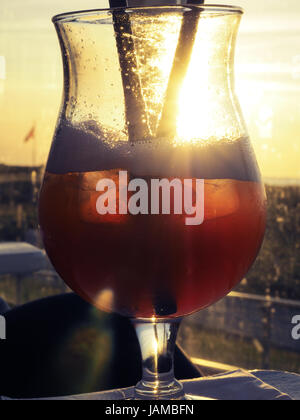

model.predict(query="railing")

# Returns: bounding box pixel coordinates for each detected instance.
[187,291,300,369]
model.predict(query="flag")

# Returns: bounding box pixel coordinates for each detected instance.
[24,125,36,143]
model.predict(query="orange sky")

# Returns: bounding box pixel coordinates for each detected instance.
[0,0,300,179]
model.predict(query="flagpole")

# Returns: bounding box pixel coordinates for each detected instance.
[31,126,37,203]
[24,123,37,201]
[32,130,36,168]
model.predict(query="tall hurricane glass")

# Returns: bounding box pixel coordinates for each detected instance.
[39,5,266,399]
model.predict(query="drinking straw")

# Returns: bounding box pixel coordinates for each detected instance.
[157,4,203,139]
[110,0,203,143]
[110,0,150,143]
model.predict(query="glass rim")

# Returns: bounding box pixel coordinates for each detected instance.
[52,4,244,24]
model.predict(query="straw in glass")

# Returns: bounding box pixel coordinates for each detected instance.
[110,0,150,143]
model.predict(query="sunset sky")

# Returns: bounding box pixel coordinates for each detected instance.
[0,0,300,179]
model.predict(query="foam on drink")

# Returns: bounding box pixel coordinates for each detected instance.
[47,121,261,182]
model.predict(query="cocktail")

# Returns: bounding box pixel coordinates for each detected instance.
[39,5,266,399]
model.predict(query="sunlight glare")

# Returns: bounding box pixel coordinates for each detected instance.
[175,15,245,144]
[95,288,114,312]
[176,19,211,143]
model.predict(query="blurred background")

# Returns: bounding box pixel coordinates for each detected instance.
[0,0,299,374]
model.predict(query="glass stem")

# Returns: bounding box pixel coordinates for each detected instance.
[132,318,184,400]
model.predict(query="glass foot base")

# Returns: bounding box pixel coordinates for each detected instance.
[185,394,215,400]
[134,378,185,400]
[127,394,215,401]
